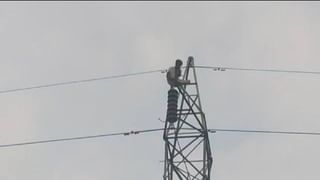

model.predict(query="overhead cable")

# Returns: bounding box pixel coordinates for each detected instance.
[2,128,320,148]
[2,65,320,95]
[0,69,165,94]
[0,128,163,148]
[208,128,320,135]
[195,65,320,75]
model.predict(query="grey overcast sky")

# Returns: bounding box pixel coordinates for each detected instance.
[1,1,320,180]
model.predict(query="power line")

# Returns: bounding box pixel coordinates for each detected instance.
[1,65,320,95]
[1,128,320,148]
[208,128,320,136]
[0,69,165,94]
[195,65,320,75]
[0,128,163,148]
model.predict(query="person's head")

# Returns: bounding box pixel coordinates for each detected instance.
[175,59,183,67]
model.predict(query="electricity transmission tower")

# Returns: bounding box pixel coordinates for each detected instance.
[163,56,213,180]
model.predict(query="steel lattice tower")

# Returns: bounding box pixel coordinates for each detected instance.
[163,56,213,180]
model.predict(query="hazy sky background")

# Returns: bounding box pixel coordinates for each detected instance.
[1,1,320,180]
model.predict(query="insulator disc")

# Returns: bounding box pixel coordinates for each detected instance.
[166,88,179,123]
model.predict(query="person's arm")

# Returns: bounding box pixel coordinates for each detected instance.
[168,67,176,79]
[175,67,181,79]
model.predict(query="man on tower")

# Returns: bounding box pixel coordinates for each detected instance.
[166,59,190,88]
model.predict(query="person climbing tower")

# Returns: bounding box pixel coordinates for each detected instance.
[166,59,190,88]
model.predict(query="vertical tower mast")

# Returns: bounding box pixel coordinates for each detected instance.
[163,56,213,180]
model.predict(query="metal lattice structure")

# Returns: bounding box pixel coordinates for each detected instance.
[163,57,213,180]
